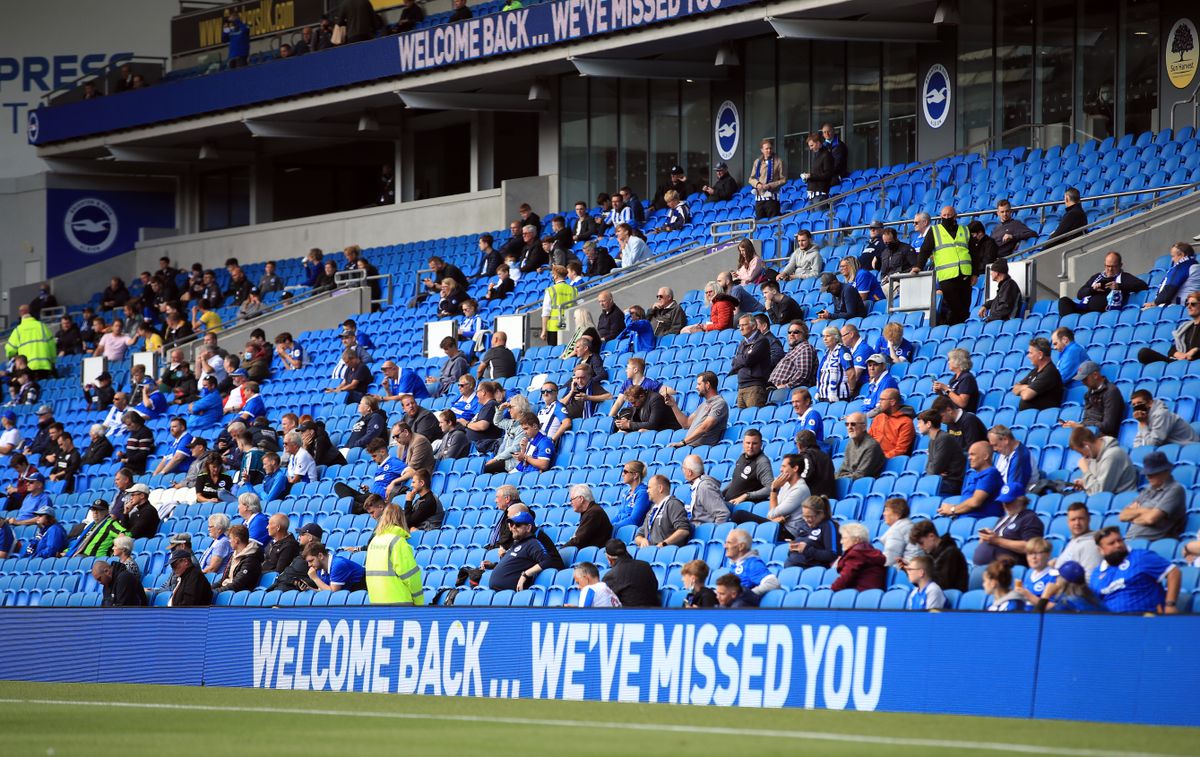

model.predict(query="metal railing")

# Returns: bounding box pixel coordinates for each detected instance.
[1170,79,1200,133]
[40,56,169,106]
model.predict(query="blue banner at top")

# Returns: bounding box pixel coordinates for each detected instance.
[30,0,756,146]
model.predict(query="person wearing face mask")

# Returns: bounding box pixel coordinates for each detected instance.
[1089,526,1181,614]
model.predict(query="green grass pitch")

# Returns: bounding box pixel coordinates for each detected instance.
[0,680,1194,756]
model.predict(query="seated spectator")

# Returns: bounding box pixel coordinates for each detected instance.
[938,441,1003,519]
[1053,502,1102,573]
[571,333,608,382]
[284,431,318,489]
[931,348,979,412]
[612,385,677,434]
[719,528,780,606]
[868,388,912,458]
[601,538,659,607]
[238,288,265,320]
[1091,526,1181,613]
[213,524,263,593]
[560,365,609,421]
[117,483,158,539]
[514,413,554,473]
[681,559,717,608]
[437,409,471,462]
[663,371,729,447]
[262,513,300,572]
[22,505,67,558]
[152,417,193,476]
[983,560,1026,612]
[582,241,617,277]
[168,549,213,607]
[966,218,1000,270]
[47,431,81,493]
[784,495,840,569]
[988,424,1039,500]
[611,460,650,533]
[195,456,233,503]
[879,499,920,567]
[238,492,270,547]
[1069,427,1138,495]
[1012,337,1063,411]
[334,439,397,512]
[836,413,885,479]
[420,255,469,299]
[712,573,753,608]
[344,395,388,452]
[489,510,557,591]
[906,519,968,591]
[796,430,836,498]
[614,306,655,353]
[647,287,688,336]
[402,469,443,531]
[978,259,1020,321]
[571,561,621,607]
[482,395,534,473]
[679,455,730,525]
[1059,251,1148,316]
[732,239,765,285]
[1025,559,1105,612]
[463,380,505,454]
[651,190,690,232]
[769,322,817,390]
[1061,361,1124,438]
[304,541,366,593]
[1119,451,1186,541]
[932,395,988,452]
[830,523,886,592]
[778,229,823,281]
[1144,242,1196,309]
[396,0,425,32]
[972,494,1045,566]
[607,357,662,419]
[80,424,113,467]
[789,387,824,451]
[251,453,287,504]
[814,325,853,402]
[187,375,224,430]
[731,453,807,539]
[875,228,917,285]
[190,300,222,335]
[379,361,429,403]
[0,411,21,456]
[327,348,373,405]
[55,315,83,356]
[425,338,471,399]
[840,256,885,303]
[917,409,965,496]
[761,281,804,327]
[679,281,737,333]
[860,355,901,416]
[872,323,914,366]
[11,372,40,406]
[1015,537,1060,601]
[93,558,147,607]
[754,313,784,371]
[534,378,570,444]
[903,556,947,610]
[633,474,692,548]
[1139,292,1200,364]
[116,415,151,474]
[841,323,872,395]
[477,331,517,380]
[813,272,867,321]
[1131,389,1198,447]
[562,484,613,549]
[197,515,232,576]
[100,276,131,310]
[722,429,773,505]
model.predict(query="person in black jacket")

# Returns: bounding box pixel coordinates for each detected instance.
[820,123,849,180]
[584,242,617,277]
[81,425,114,466]
[117,484,159,539]
[595,292,623,346]
[612,385,679,434]
[906,520,968,592]
[117,412,153,475]
[302,420,346,467]
[168,549,213,606]
[979,259,1021,321]
[796,431,836,499]
[402,469,443,531]
[262,514,300,573]
[571,202,599,242]
[701,162,739,202]
[729,314,770,408]
[601,539,659,607]
[1058,251,1149,316]
[967,220,1001,271]
[1044,187,1088,248]
[801,133,835,200]
[784,495,840,569]
[345,396,388,450]
[681,559,718,607]
[93,559,147,607]
[876,228,917,285]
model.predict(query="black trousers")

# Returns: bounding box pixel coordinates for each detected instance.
[1058,295,1105,318]
[754,200,781,219]
[730,510,795,541]
[1138,347,1175,365]
[938,275,973,326]
[334,482,370,514]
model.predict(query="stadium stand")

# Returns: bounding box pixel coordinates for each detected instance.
[4,124,1200,615]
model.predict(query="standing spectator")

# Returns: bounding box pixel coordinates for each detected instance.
[972,494,1045,566]
[1069,427,1138,495]
[729,315,770,408]
[820,122,848,180]
[1062,361,1125,437]
[748,138,785,219]
[700,162,738,202]
[799,133,835,201]
[830,523,886,592]
[1059,251,1148,316]
[911,206,974,326]
[1131,389,1199,447]
[878,499,921,567]
[978,259,1020,321]
[1119,451,1187,542]
[1090,526,1181,614]
[663,371,729,447]
[836,413,885,479]
[6,305,56,378]
[783,495,839,569]
[907,520,969,592]
[990,199,1036,258]
[1012,337,1063,411]
[967,220,1000,272]
[222,9,250,68]
[394,0,425,32]
[633,475,692,548]
[601,539,659,607]
[1138,293,1200,364]
[538,266,577,347]
[1053,502,1102,574]
[903,556,947,610]
[1045,187,1088,248]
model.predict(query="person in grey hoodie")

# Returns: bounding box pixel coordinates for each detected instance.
[680,455,730,524]
[778,230,823,281]
[1131,389,1199,447]
[1069,427,1138,495]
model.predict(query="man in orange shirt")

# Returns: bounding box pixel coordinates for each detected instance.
[869,388,916,458]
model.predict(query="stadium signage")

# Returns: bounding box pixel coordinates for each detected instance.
[922,63,950,129]
[45,188,175,276]
[397,0,754,73]
[171,0,326,56]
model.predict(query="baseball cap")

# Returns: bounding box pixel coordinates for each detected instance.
[1073,360,1101,382]
[127,483,151,494]
[36,404,53,416]
[168,549,193,566]
[33,504,55,517]
[96,371,112,381]
[230,369,248,378]
[869,220,884,229]
[298,420,317,432]
[250,287,260,296]
[997,483,1025,503]
[508,510,535,526]
[1057,560,1086,584]
[991,259,1009,274]
[1141,450,1173,476]
[819,272,838,292]
[25,470,45,483]
[0,410,15,423]
[715,162,728,171]
[189,437,208,448]
[89,499,110,511]
[168,533,192,546]
[670,165,683,175]
[865,354,887,365]
[297,523,324,539]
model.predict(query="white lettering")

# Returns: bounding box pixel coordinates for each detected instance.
[418,621,443,695]
[649,623,683,703]
[712,623,740,707]
[329,620,349,692]
[531,622,567,699]
[372,620,393,694]
[738,624,766,708]
[594,623,623,701]
[276,619,298,690]
[851,627,886,711]
[617,623,643,702]
[252,620,282,688]
[396,619,421,694]
[462,621,488,696]
[311,620,332,691]
[293,620,311,691]
[562,623,589,700]
[689,623,717,705]
[349,620,375,692]
[443,620,465,697]
[823,625,854,710]
[763,624,791,708]
[801,624,829,709]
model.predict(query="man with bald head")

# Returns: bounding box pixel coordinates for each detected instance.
[938,441,1004,519]
[596,290,623,346]
[93,558,148,607]
[648,287,688,336]
[681,455,730,524]
[868,388,915,458]
[262,513,300,572]
[478,331,517,379]
[379,359,429,401]
[912,205,974,326]
[837,412,884,479]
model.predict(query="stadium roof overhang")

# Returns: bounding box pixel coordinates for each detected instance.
[36,0,945,172]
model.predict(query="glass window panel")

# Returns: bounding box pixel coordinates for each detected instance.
[1121,0,1158,137]
[997,0,1035,147]
[1036,0,1075,145]
[779,39,812,176]
[559,76,590,211]
[619,79,648,199]
[681,81,710,191]
[649,80,680,200]
[809,42,845,180]
[883,44,917,167]
[590,78,619,198]
[1078,0,1117,141]
[744,40,776,181]
[848,43,881,170]
[957,1,995,146]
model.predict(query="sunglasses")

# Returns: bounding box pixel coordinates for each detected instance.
[788,330,803,335]
[541,389,556,394]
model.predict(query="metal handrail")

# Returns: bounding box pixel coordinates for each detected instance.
[1170,79,1200,132]
[40,55,169,105]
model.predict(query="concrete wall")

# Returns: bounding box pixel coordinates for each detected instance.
[0,175,49,317]
[130,187,505,279]
[502,175,557,228]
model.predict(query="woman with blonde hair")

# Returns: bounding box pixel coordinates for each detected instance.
[559,307,599,358]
